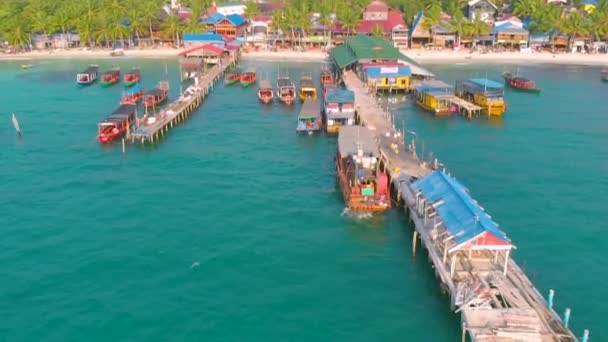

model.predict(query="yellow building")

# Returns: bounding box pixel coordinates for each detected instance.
[365,65,411,92]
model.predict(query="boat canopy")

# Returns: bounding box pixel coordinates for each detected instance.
[411,171,513,253]
[415,80,452,93]
[145,87,166,97]
[80,65,98,74]
[125,84,143,95]
[127,68,141,75]
[298,99,321,119]
[469,78,504,89]
[337,126,377,157]
[111,103,137,116]
[300,77,315,88]
[277,77,294,88]
[245,67,256,74]
[259,79,272,89]
[326,89,354,103]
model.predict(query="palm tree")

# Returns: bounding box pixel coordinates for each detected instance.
[8,24,30,49]
[561,11,590,42]
[467,12,491,43]
[271,11,287,46]
[529,5,561,34]
[296,1,311,46]
[338,6,360,35]
[162,15,184,47]
[244,0,260,19]
[128,10,148,46]
[371,24,384,38]
[448,10,469,46]
[318,2,333,48]
[512,0,543,18]
[140,0,161,43]
[284,7,298,45]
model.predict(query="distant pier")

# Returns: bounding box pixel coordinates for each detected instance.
[341,70,583,342]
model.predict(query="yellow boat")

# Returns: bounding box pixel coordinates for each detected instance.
[414,81,455,116]
[299,75,317,101]
[455,78,506,116]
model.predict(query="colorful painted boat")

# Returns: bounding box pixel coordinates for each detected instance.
[100,67,121,87]
[414,80,456,116]
[324,89,355,134]
[258,79,274,104]
[299,75,317,101]
[144,81,170,110]
[320,67,335,88]
[277,76,296,105]
[297,99,322,135]
[336,126,390,213]
[240,67,257,87]
[123,68,141,87]
[502,72,541,92]
[97,103,136,144]
[77,65,99,86]
[225,69,241,85]
[121,84,144,104]
[455,78,507,116]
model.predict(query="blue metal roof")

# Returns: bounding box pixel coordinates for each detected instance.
[584,0,598,5]
[325,89,355,103]
[469,78,504,89]
[183,33,225,43]
[409,11,424,36]
[411,171,511,251]
[125,84,142,95]
[204,13,226,25]
[366,66,412,78]
[226,14,246,26]
[493,22,529,34]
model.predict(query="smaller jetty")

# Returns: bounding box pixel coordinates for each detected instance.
[455,79,507,117]
[414,80,481,117]
[296,99,322,134]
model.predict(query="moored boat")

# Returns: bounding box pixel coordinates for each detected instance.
[320,67,335,87]
[277,76,296,105]
[502,72,541,92]
[414,80,456,116]
[21,64,33,69]
[296,99,322,135]
[144,81,170,109]
[100,66,121,87]
[258,79,274,104]
[121,84,144,104]
[323,83,337,98]
[324,89,355,133]
[602,69,608,82]
[77,65,99,86]
[299,75,317,101]
[240,67,257,87]
[97,103,137,144]
[225,69,242,85]
[336,126,390,213]
[123,67,141,87]
[455,78,507,116]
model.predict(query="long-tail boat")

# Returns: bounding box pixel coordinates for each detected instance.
[296,99,322,135]
[414,80,456,116]
[320,67,335,88]
[240,67,257,87]
[121,84,144,104]
[324,89,355,133]
[123,67,141,87]
[144,81,170,110]
[77,65,99,86]
[336,126,390,213]
[258,79,273,104]
[97,103,137,144]
[602,69,608,82]
[502,71,541,92]
[277,76,296,105]
[225,68,242,85]
[299,75,317,101]
[455,78,507,116]
[100,66,121,87]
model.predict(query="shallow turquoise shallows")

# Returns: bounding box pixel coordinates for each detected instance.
[0,59,606,341]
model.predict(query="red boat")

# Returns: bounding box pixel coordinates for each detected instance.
[258,79,273,104]
[123,67,141,87]
[144,81,170,109]
[320,67,335,87]
[100,67,120,87]
[98,103,137,144]
[121,84,144,104]
[502,72,541,92]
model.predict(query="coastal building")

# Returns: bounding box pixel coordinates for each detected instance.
[467,0,498,23]
[204,13,247,38]
[365,65,412,92]
[32,33,80,49]
[430,23,456,47]
[493,19,529,48]
[409,12,431,48]
[248,16,271,46]
[357,1,409,48]
[178,43,225,64]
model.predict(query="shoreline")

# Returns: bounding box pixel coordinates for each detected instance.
[2,47,606,66]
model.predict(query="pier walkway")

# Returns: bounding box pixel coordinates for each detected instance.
[129,54,238,144]
[342,70,581,342]
[448,96,482,118]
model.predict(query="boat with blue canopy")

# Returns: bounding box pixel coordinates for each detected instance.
[324,89,355,133]
[414,80,455,116]
[121,83,144,104]
[455,78,506,116]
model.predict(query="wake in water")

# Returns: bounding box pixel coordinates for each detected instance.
[340,207,373,220]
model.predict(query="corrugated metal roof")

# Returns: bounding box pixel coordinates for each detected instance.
[470,78,504,89]
[326,89,355,103]
[298,99,321,119]
[204,13,225,24]
[331,45,357,69]
[226,14,246,26]
[366,65,411,78]
[411,171,511,252]
[183,33,225,43]
[338,126,377,157]
[493,22,529,34]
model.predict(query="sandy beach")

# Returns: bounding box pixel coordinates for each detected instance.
[0,47,182,61]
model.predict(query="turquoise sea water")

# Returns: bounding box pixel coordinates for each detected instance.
[1,58,606,341]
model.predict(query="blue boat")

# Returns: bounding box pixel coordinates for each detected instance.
[77,65,99,86]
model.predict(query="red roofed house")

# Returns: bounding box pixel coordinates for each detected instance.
[178,43,225,64]
[358,1,409,48]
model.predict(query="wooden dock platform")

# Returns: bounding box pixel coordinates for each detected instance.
[448,96,482,119]
[129,54,238,145]
[342,70,581,342]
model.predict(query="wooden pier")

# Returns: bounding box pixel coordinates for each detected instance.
[129,54,238,145]
[448,96,482,119]
[342,70,583,342]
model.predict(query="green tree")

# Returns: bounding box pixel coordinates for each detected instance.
[561,11,590,41]
[162,15,184,47]
[244,0,260,19]
[338,6,361,35]
[467,12,491,38]
[448,10,469,46]
[512,0,543,18]
[371,24,384,37]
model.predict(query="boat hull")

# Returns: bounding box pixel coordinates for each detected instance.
[124,81,139,87]
[101,80,118,87]
[241,80,255,87]
[335,161,390,213]
[225,78,239,85]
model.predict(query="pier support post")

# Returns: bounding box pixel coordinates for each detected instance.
[548,289,555,309]
[582,329,589,342]
[563,308,571,328]
[122,138,125,155]
[450,254,457,279]
[461,323,466,342]
[503,250,510,276]
[412,231,418,257]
